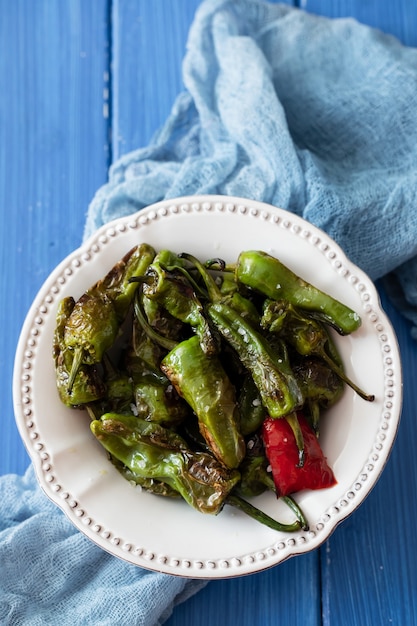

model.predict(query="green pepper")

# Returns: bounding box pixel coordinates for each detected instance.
[90,413,240,515]
[207,302,303,420]
[122,310,189,427]
[262,300,374,402]
[238,373,266,436]
[100,243,156,321]
[63,243,155,391]
[53,297,105,407]
[109,454,182,498]
[236,250,361,335]
[141,292,185,343]
[64,291,119,387]
[85,353,135,421]
[161,335,245,469]
[207,302,307,466]
[293,357,344,434]
[141,251,217,355]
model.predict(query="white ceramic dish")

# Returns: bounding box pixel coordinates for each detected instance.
[13,195,402,579]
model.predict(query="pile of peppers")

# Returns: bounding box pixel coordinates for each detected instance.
[53,244,374,533]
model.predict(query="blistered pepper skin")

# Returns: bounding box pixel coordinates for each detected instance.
[90,413,240,515]
[262,300,374,402]
[207,302,303,419]
[161,335,245,470]
[53,297,106,407]
[62,244,156,391]
[142,252,217,355]
[236,250,361,335]
[64,292,119,365]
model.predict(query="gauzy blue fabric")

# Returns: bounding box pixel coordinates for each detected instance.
[3,1,417,625]
[85,0,417,335]
[0,467,206,625]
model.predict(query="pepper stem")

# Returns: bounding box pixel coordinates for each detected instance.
[281,496,309,531]
[159,262,208,299]
[285,412,305,468]
[179,252,222,302]
[206,259,236,273]
[133,292,177,352]
[320,350,375,402]
[227,494,306,533]
[67,346,84,393]
[257,467,310,531]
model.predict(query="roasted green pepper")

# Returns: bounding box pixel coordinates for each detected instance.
[207,302,303,420]
[90,413,240,515]
[63,243,155,390]
[140,251,217,355]
[100,243,157,321]
[161,335,246,469]
[238,373,266,436]
[236,250,361,335]
[261,300,374,402]
[125,320,189,427]
[113,457,181,498]
[53,297,105,407]
[293,357,344,434]
[208,302,307,465]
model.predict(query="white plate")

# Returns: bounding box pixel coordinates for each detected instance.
[13,195,402,579]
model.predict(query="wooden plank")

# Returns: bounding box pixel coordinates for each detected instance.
[0,0,110,475]
[302,0,417,46]
[111,0,203,159]
[167,552,320,626]
[299,2,417,624]
[111,1,320,625]
[321,292,417,626]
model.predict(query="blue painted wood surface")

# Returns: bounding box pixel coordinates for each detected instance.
[2,2,416,624]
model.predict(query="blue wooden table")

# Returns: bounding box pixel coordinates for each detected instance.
[1,2,416,624]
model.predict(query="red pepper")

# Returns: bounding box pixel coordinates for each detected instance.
[262,413,337,497]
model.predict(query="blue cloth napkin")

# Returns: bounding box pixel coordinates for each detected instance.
[0,467,206,625]
[2,1,417,624]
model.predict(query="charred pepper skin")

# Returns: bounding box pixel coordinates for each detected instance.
[63,243,155,391]
[141,252,217,356]
[53,297,106,407]
[160,335,246,470]
[90,413,241,515]
[101,243,157,322]
[207,302,303,420]
[236,250,361,335]
[125,323,190,428]
[64,291,118,366]
[293,357,344,434]
[261,300,375,402]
